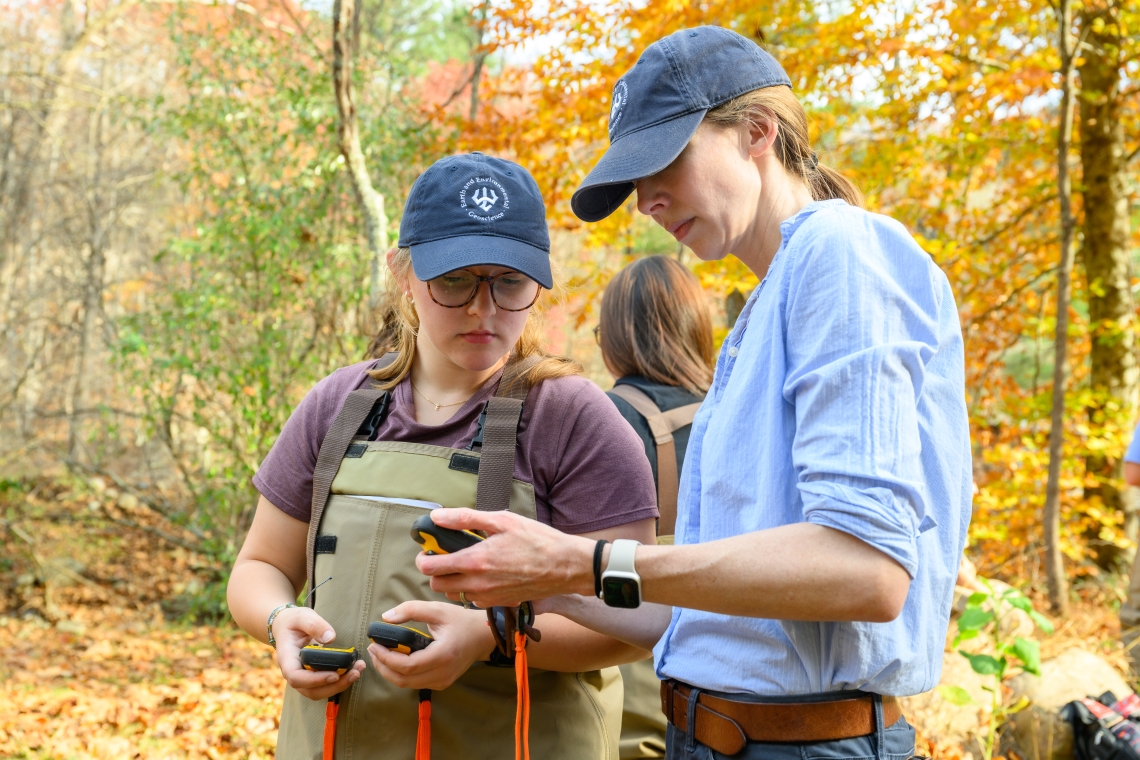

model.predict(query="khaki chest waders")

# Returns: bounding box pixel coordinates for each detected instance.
[607,384,701,760]
[276,357,623,760]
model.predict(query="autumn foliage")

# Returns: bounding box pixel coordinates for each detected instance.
[1,0,1139,755]
[444,0,1140,579]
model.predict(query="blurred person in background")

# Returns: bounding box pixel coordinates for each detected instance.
[598,255,713,758]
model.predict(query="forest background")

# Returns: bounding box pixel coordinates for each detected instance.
[0,0,1138,756]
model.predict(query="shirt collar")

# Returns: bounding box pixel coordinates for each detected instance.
[779,199,847,247]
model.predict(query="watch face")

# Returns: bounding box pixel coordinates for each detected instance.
[602,576,641,608]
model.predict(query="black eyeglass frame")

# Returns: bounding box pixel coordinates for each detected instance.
[425,269,542,312]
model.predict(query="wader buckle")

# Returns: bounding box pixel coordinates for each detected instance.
[467,401,490,450]
[355,393,391,440]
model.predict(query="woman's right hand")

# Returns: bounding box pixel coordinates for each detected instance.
[273,606,366,700]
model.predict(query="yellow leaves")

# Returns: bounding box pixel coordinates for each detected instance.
[693,255,759,297]
[913,235,959,263]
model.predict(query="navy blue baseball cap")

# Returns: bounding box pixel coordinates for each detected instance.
[571,26,792,223]
[399,152,553,289]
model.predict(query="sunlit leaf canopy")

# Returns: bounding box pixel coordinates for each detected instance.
[437,0,1139,575]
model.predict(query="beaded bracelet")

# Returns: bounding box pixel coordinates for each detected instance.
[266,603,297,649]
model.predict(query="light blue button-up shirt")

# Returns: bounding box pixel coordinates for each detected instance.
[654,200,972,696]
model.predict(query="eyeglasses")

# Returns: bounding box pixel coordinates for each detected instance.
[593,325,602,346]
[426,269,541,311]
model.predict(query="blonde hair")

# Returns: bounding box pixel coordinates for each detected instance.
[705,86,864,208]
[368,248,580,390]
[600,256,713,395]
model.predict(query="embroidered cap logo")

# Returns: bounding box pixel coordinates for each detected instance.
[459,176,510,223]
[609,80,628,138]
[472,186,498,212]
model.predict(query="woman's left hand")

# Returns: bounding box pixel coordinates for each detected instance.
[367,601,497,691]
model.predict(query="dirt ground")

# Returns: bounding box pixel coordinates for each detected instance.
[0,480,1133,759]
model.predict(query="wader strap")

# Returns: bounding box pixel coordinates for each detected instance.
[608,384,701,536]
[323,694,340,760]
[305,353,398,591]
[475,356,540,513]
[416,690,432,760]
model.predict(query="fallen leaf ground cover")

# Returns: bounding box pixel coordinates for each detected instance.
[0,480,1134,759]
[1,480,284,759]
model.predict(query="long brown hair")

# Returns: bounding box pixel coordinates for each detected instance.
[705,86,864,208]
[368,248,580,391]
[599,256,714,395]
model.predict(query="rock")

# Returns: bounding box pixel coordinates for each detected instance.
[117,493,141,513]
[1006,647,1132,760]
[958,556,979,588]
[902,650,990,748]
[56,619,87,635]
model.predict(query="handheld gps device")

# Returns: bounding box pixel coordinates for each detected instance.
[368,621,435,654]
[299,645,357,674]
[410,513,484,555]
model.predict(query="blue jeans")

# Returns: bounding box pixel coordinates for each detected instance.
[664,712,916,760]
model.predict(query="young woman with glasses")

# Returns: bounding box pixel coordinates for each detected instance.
[226,153,658,760]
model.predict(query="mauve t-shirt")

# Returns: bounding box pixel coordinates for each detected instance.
[253,360,659,534]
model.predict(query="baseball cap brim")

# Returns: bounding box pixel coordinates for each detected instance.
[409,234,553,290]
[571,109,707,223]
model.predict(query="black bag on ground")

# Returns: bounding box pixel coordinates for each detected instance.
[1062,698,1140,760]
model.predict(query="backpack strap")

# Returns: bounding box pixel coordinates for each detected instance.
[305,353,398,594]
[475,355,541,513]
[608,384,701,537]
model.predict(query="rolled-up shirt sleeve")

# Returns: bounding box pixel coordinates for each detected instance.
[782,218,942,578]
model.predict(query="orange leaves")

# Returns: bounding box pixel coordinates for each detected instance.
[0,615,284,758]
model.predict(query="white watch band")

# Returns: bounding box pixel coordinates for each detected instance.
[605,539,640,575]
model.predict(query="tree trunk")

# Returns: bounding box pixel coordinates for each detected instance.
[332,0,388,309]
[1077,2,1136,569]
[66,62,112,464]
[725,289,747,330]
[468,0,491,123]
[1043,0,1077,617]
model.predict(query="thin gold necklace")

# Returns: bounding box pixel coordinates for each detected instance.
[410,379,474,411]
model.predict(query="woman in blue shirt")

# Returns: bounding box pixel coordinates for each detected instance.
[416,26,972,760]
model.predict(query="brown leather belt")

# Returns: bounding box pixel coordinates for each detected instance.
[661,680,903,756]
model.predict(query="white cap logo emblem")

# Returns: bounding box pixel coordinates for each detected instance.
[472,186,498,212]
[460,176,510,223]
[609,80,628,138]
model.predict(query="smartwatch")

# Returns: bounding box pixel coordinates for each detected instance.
[600,539,642,608]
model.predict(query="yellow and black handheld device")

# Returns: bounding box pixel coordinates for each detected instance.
[299,645,357,674]
[368,621,434,654]
[410,513,484,555]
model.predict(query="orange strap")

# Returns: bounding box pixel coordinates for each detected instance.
[415,690,432,760]
[323,696,339,760]
[514,631,530,760]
